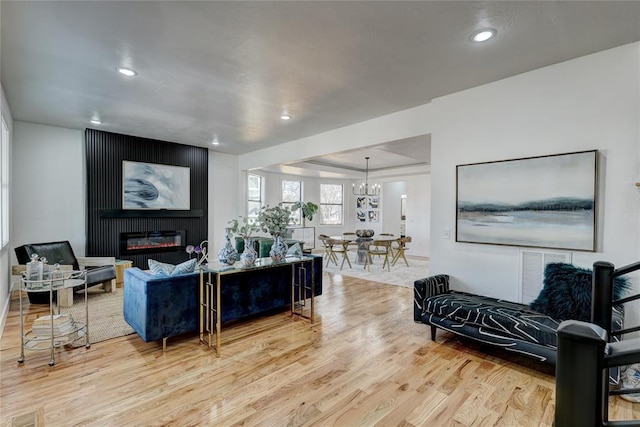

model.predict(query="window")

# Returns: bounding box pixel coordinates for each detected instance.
[320,184,343,225]
[247,173,263,220]
[282,180,301,225]
[1,117,9,247]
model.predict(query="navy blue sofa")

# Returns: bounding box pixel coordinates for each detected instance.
[124,268,200,345]
[124,255,323,348]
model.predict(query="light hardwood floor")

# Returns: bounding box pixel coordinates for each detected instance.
[1,270,638,426]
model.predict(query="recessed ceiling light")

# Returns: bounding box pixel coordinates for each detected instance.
[280,114,291,120]
[471,29,496,42]
[211,136,220,145]
[116,66,137,77]
[90,119,102,125]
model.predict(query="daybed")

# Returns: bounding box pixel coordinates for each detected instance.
[413,263,626,365]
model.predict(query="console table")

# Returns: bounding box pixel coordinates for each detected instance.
[199,256,316,357]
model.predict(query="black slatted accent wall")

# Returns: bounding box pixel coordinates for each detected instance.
[86,129,208,268]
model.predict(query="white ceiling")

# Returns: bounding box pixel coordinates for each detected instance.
[261,134,431,179]
[2,1,640,174]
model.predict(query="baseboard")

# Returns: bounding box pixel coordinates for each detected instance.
[410,250,429,258]
[0,290,10,341]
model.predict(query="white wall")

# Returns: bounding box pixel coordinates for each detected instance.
[0,83,14,337]
[382,181,406,236]
[12,122,86,256]
[430,43,640,305]
[405,173,431,258]
[208,151,241,255]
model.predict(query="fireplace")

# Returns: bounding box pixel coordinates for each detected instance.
[120,230,186,255]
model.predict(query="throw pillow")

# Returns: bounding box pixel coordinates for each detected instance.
[530,262,629,321]
[286,242,303,258]
[170,258,197,276]
[148,259,175,276]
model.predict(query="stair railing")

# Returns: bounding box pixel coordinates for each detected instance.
[555,260,640,427]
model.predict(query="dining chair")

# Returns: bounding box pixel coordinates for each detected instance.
[392,236,412,266]
[374,233,395,259]
[342,232,359,252]
[326,238,352,270]
[318,234,337,266]
[364,239,391,272]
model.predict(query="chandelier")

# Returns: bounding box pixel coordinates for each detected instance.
[352,156,380,196]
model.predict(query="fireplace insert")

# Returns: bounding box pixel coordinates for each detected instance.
[120,230,186,255]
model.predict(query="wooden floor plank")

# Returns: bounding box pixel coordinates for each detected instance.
[1,267,637,425]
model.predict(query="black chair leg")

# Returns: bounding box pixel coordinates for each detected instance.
[430,325,437,341]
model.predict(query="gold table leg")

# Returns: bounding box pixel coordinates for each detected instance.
[291,258,315,323]
[200,269,221,357]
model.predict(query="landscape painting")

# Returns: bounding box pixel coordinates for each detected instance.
[123,161,190,210]
[456,150,597,251]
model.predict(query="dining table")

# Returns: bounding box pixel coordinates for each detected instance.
[329,234,398,265]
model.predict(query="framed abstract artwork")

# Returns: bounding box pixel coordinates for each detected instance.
[123,161,191,210]
[456,150,597,251]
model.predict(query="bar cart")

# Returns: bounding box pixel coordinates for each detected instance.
[15,269,89,366]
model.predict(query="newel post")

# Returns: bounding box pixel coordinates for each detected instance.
[591,261,615,338]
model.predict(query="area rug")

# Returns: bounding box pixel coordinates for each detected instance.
[65,288,134,347]
[323,256,430,288]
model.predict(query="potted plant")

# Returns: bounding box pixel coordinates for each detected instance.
[291,201,318,227]
[258,204,293,261]
[258,204,293,236]
[228,215,261,266]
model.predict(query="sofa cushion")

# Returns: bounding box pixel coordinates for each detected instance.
[530,263,629,322]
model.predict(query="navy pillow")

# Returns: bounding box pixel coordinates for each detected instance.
[530,262,629,321]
